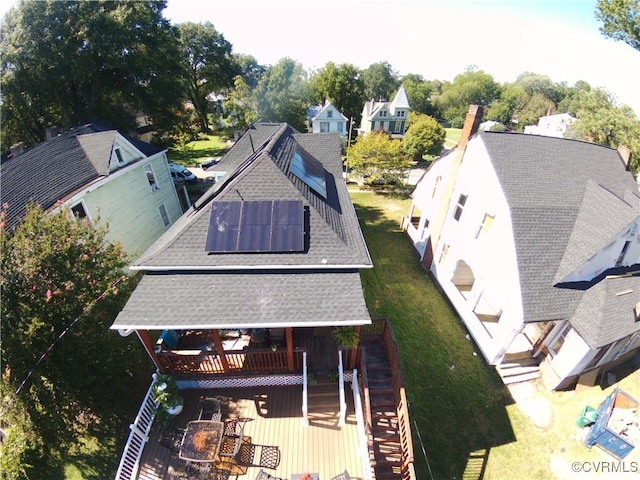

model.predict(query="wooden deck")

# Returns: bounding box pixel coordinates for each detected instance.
[136,385,365,480]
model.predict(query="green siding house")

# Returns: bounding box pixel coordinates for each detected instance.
[1,123,183,255]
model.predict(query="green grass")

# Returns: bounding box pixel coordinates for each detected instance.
[167,134,228,166]
[350,188,640,479]
[445,128,462,148]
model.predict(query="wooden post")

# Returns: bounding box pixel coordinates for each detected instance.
[210,329,230,372]
[286,327,294,371]
[136,330,162,371]
[351,325,362,369]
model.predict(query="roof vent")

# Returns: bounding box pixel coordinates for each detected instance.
[10,142,24,157]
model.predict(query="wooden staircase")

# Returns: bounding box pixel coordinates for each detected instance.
[306,373,342,427]
[496,351,541,385]
[362,337,403,479]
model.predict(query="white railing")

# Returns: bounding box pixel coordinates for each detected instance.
[351,369,374,480]
[114,375,157,480]
[338,350,346,426]
[302,351,309,426]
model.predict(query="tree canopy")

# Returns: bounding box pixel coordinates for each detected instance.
[596,0,640,51]
[360,61,400,102]
[403,114,446,161]
[0,0,184,151]
[346,132,411,185]
[310,62,365,124]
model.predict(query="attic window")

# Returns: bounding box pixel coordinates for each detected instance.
[71,202,88,220]
[380,110,387,117]
[114,147,125,165]
[327,110,333,118]
[291,150,327,198]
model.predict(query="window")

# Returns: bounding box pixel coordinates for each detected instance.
[549,324,571,356]
[379,110,387,117]
[338,122,344,133]
[453,194,467,221]
[319,122,330,133]
[397,110,405,118]
[327,110,333,118]
[71,202,88,220]
[475,214,495,239]
[158,204,171,227]
[144,164,158,191]
[114,147,125,165]
[432,176,442,198]
[438,244,449,265]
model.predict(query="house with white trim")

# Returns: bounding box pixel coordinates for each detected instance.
[1,123,183,256]
[308,101,349,137]
[404,105,640,390]
[357,85,410,139]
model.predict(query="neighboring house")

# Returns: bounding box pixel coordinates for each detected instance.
[357,84,410,139]
[307,101,349,137]
[1,122,183,257]
[111,123,416,480]
[524,112,576,138]
[403,105,640,391]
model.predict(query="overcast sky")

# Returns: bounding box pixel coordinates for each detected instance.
[1,0,638,115]
[164,0,640,115]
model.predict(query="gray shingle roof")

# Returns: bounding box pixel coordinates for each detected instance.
[112,123,372,330]
[480,132,640,345]
[0,123,163,230]
[111,270,371,330]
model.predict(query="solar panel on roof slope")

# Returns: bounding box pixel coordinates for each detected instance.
[205,200,304,253]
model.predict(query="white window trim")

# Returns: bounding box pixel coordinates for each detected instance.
[158,203,171,228]
[70,199,91,223]
[144,164,159,191]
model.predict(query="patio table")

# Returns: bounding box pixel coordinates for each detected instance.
[179,420,225,462]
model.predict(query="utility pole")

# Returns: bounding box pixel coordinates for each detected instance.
[346,117,355,182]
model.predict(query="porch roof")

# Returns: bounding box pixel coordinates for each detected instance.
[110,270,371,330]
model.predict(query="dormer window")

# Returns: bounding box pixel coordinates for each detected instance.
[114,147,125,165]
[397,111,406,118]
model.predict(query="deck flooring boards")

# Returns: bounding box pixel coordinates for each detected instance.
[136,385,363,480]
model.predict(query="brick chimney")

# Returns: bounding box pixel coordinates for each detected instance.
[45,126,59,140]
[617,145,632,171]
[421,105,484,269]
[10,142,24,158]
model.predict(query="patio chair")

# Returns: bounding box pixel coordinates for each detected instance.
[209,467,231,480]
[255,469,284,480]
[160,425,185,453]
[218,421,244,457]
[185,461,211,480]
[198,396,221,421]
[238,443,281,469]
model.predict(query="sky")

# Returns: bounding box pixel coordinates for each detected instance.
[1,0,638,115]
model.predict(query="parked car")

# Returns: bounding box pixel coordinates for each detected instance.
[168,163,196,183]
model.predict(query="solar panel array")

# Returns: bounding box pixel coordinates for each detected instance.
[205,200,305,253]
[291,150,327,198]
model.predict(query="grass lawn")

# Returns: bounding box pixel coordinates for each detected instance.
[350,188,640,480]
[445,128,462,149]
[167,134,228,166]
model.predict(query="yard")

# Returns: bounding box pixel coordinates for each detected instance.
[351,187,640,480]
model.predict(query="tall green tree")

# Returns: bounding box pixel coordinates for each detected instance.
[223,75,258,130]
[435,67,501,127]
[346,132,411,185]
[401,75,436,116]
[1,0,183,151]
[403,114,446,161]
[234,53,265,89]
[596,0,640,51]
[177,22,237,133]
[254,58,310,131]
[360,61,400,102]
[310,62,365,124]
[0,205,150,474]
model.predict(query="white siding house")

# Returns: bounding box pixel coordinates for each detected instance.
[308,101,348,137]
[358,84,410,139]
[404,106,640,390]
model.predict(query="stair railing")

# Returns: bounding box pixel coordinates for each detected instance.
[302,350,309,426]
[338,349,346,426]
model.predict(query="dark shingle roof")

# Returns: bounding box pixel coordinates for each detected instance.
[480,132,640,346]
[0,123,163,230]
[112,123,372,330]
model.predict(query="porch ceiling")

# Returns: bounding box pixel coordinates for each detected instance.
[110,270,371,330]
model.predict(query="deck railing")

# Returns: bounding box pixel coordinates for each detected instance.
[156,348,297,375]
[114,375,157,480]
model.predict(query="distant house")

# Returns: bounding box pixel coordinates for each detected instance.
[404,105,640,390]
[357,84,410,139]
[524,112,576,138]
[307,101,349,137]
[1,123,183,256]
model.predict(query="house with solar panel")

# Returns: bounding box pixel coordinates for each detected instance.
[111,123,416,480]
[0,123,183,255]
[404,105,640,391]
[357,84,410,139]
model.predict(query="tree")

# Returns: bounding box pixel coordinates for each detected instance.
[223,75,258,130]
[177,22,237,133]
[1,0,184,152]
[0,205,150,473]
[402,75,436,116]
[346,132,411,185]
[310,62,365,124]
[360,61,400,102]
[403,114,446,161]
[254,58,310,131]
[234,53,265,89]
[435,67,501,126]
[596,0,640,51]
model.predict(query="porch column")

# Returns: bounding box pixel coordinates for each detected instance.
[211,329,231,372]
[351,325,362,369]
[286,327,294,371]
[136,330,162,371]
